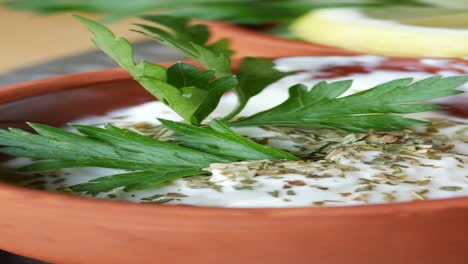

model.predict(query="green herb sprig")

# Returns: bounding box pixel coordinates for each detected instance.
[76,15,238,126]
[0,121,295,194]
[134,15,234,78]
[230,77,468,132]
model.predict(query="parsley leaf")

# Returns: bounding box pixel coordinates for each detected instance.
[223,57,292,120]
[159,119,299,161]
[141,15,234,57]
[230,76,468,132]
[0,123,227,194]
[134,15,233,78]
[133,18,293,120]
[132,18,290,120]
[0,123,231,172]
[71,170,198,195]
[76,15,237,125]
[164,62,237,125]
[0,121,297,194]
[74,15,167,81]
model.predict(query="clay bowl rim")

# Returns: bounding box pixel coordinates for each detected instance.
[205,20,361,58]
[1,58,467,217]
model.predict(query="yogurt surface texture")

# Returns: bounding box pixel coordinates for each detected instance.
[3,55,468,207]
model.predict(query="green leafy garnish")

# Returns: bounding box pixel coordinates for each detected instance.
[71,170,194,195]
[74,15,167,82]
[76,15,238,126]
[164,62,237,125]
[222,57,291,121]
[160,119,299,161]
[134,15,233,78]
[0,121,296,194]
[77,16,293,125]
[230,77,468,132]
[0,123,228,171]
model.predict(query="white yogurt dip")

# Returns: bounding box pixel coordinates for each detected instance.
[2,56,468,207]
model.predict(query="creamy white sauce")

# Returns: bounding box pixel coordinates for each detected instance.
[3,56,468,207]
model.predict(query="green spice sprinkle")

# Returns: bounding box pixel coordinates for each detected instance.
[439,186,463,191]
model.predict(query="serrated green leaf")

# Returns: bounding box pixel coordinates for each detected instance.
[134,15,233,78]
[167,62,215,89]
[230,76,468,132]
[75,15,167,80]
[0,121,298,194]
[223,57,292,120]
[160,62,238,125]
[0,122,217,194]
[0,123,230,172]
[71,169,204,195]
[76,15,237,125]
[159,119,299,161]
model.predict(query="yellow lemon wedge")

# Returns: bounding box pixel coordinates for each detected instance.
[290,7,468,58]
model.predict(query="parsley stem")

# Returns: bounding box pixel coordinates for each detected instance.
[221,101,246,122]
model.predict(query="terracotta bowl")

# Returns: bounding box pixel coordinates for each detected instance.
[1,56,468,264]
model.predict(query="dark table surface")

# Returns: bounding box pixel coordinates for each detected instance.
[0,42,183,263]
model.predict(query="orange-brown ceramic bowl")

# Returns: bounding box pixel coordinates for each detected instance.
[1,56,468,264]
